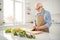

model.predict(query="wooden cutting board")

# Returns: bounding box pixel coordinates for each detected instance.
[26,31,43,35]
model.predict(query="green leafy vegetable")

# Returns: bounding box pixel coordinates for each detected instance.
[5,28,11,33]
[11,29,18,36]
[26,34,35,39]
[5,28,36,39]
[18,30,26,37]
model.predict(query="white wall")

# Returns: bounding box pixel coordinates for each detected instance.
[0,0,3,25]
[39,0,60,14]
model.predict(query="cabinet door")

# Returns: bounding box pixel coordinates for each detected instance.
[0,0,3,25]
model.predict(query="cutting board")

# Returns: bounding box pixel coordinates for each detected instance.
[26,31,43,35]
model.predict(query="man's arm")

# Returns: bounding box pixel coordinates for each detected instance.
[32,11,51,31]
[39,12,51,29]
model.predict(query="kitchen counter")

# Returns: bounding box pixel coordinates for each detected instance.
[0,30,51,40]
[0,24,51,40]
[0,24,60,40]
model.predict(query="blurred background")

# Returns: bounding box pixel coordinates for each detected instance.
[0,0,60,40]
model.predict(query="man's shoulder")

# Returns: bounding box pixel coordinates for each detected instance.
[44,10,50,15]
[44,10,50,13]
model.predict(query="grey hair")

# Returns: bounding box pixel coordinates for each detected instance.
[35,2,43,7]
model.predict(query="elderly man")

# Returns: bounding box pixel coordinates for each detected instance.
[32,3,51,32]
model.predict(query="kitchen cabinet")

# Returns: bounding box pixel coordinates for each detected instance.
[49,24,60,40]
[0,0,3,25]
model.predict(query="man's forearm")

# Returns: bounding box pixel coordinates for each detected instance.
[39,25,48,29]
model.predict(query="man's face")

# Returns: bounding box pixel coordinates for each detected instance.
[35,3,42,11]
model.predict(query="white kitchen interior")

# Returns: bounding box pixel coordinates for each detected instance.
[0,0,60,40]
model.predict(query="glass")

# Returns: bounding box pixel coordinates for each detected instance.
[15,2,23,23]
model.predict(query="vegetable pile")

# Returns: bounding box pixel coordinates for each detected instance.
[5,28,35,39]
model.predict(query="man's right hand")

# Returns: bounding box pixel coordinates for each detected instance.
[32,25,40,31]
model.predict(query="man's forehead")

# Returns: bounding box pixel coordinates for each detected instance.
[36,3,42,6]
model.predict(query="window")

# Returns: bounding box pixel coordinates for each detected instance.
[4,0,14,24]
[4,0,25,25]
[15,1,23,23]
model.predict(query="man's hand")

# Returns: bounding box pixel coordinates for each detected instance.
[32,25,40,31]
[32,25,47,31]
[35,26,40,31]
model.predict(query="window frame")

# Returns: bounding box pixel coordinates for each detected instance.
[3,0,25,25]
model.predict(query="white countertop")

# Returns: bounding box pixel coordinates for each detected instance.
[0,31,51,40]
[0,24,60,40]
